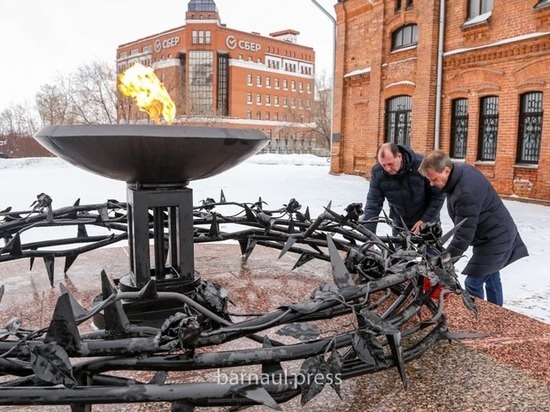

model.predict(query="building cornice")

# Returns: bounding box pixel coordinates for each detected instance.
[444,32,550,68]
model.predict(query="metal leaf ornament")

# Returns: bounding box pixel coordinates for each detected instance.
[299,355,328,406]
[352,330,388,368]
[30,342,77,388]
[327,350,344,399]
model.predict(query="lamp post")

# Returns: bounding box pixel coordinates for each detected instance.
[310,0,336,154]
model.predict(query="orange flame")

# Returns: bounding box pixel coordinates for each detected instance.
[118,63,176,124]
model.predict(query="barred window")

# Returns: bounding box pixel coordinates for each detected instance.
[517,92,543,164]
[450,98,468,159]
[477,96,499,161]
[391,24,418,51]
[385,95,412,146]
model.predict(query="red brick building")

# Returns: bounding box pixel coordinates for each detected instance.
[116,0,326,154]
[332,0,550,202]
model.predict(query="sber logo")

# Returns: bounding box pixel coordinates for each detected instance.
[226,35,261,52]
[226,35,238,50]
[154,36,180,52]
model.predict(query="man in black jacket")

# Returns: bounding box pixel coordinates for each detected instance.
[418,150,529,306]
[362,142,445,235]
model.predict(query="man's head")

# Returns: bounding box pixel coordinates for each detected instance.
[377,142,402,175]
[418,150,454,188]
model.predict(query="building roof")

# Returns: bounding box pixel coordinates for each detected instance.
[187,0,218,12]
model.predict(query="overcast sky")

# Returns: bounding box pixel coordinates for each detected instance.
[0,0,336,110]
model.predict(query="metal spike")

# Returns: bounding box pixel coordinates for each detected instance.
[439,217,468,245]
[327,235,355,288]
[43,255,55,287]
[243,239,257,261]
[278,236,297,259]
[8,235,22,257]
[64,253,79,274]
[387,332,407,389]
[399,216,410,234]
[232,385,281,411]
[219,189,226,203]
[243,204,256,221]
[59,283,87,319]
[45,294,82,352]
[100,270,130,332]
[137,280,158,299]
[77,224,88,238]
[238,239,248,256]
[292,253,315,269]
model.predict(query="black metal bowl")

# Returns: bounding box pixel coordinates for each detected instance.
[34,124,269,184]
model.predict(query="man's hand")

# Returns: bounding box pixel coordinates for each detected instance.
[411,220,426,235]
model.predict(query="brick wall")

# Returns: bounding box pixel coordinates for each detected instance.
[334,0,550,202]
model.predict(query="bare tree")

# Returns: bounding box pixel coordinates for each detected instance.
[276,73,332,152]
[35,83,75,125]
[35,60,118,126]
[0,102,48,158]
[312,74,332,149]
[68,61,119,124]
[0,102,39,136]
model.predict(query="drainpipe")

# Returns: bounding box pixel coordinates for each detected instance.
[434,0,446,150]
[310,0,336,154]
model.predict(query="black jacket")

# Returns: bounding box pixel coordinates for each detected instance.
[362,146,445,234]
[443,163,528,276]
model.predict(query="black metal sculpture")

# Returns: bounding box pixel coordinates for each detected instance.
[0,125,477,410]
[0,193,477,409]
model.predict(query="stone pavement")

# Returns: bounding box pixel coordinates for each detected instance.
[0,243,548,411]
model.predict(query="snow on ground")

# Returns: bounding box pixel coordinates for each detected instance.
[1,154,549,324]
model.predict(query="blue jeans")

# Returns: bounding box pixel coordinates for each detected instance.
[464,272,503,306]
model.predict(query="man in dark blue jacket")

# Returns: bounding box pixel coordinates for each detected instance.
[418,150,529,306]
[362,143,445,235]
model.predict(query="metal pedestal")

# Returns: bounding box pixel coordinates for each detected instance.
[121,183,196,289]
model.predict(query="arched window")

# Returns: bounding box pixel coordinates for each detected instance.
[517,92,543,164]
[450,98,469,159]
[391,24,418,51]
[385,95,412,146]
[477,96,499,161]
